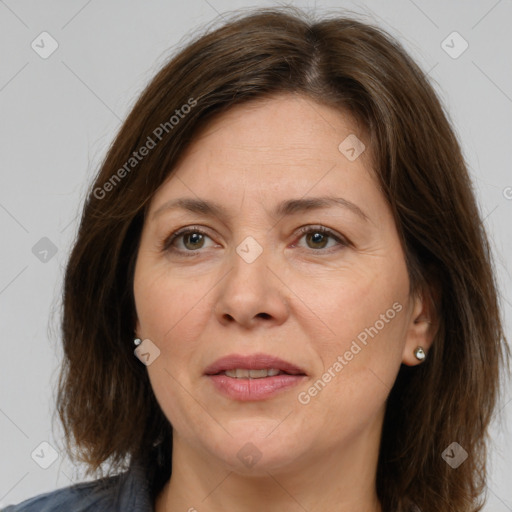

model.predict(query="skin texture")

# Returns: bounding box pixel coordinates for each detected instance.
[133,93,435,512]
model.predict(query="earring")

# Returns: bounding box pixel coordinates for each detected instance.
[134,338,142,346]
[414,346,426,361]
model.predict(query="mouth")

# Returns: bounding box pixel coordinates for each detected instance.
[218,368,301,378]
[204,353,307,401]
[204,353,307,377]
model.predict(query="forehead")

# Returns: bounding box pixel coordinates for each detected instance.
[148,93,379,218]
[185,93,369,162]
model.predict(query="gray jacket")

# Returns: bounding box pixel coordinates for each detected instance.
[1,460,154,511]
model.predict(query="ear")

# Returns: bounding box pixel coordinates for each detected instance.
[402,282,439,366]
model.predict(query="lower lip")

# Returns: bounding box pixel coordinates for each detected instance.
[207,374,306,401]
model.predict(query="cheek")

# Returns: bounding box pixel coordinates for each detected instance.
[134,262,212,344]
[134,267,213,432]
[294,257,409,397]
[295,259,408,344]
[295,293,407,442]
[134,264,218,412]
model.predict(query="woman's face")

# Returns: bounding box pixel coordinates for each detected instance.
[133,93,428,475]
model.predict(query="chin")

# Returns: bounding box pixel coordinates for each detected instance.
[205,426,306,475]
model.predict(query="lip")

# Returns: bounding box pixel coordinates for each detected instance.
[204,353,307,402]
[204,353,307,376]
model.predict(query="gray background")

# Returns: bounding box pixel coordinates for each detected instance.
[1,0,511,509]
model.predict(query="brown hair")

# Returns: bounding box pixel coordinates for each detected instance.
[55,6,509,511]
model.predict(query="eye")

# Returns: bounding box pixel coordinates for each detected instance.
[294,225,349,252]
[162,226,216,255]
[161,224,349,257]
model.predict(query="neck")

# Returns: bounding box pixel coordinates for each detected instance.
[155,418,383,512]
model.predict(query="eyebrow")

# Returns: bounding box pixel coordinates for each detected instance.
[152,196,369,222]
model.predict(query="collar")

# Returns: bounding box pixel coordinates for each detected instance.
[112,458,155,511]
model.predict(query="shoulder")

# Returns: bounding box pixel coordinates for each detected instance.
[1,475,121,512]
[2,461,154,512]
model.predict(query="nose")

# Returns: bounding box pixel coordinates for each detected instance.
[213,238,289,329]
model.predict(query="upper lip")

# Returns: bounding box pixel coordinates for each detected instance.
[204,353,307,376]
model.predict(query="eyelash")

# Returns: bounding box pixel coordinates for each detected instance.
[161,225,349,257]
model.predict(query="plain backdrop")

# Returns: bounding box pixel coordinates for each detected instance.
[1,0,511,509]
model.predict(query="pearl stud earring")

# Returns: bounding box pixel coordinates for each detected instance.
[414,346,426,361]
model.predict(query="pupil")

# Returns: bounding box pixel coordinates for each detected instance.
[186,233,203,249]
[309,232,326,248]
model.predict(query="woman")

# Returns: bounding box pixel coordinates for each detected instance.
[3,6,509,512]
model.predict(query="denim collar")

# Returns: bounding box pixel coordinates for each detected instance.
[112,458,155,511]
